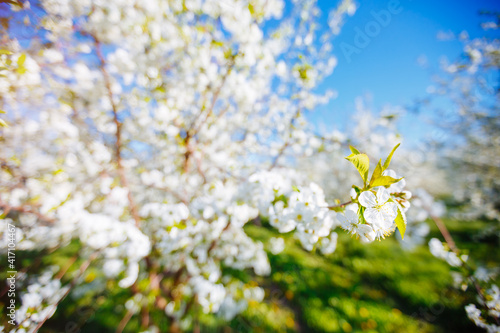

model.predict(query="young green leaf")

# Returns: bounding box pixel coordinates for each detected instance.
[394,203,407,239]
[345,153,370,183]
[369,159,383,186]
[0,119,8,127]
[383,143,400,171]
[17,53,26,67]
[370,176,402,188]
[349,145,360,154]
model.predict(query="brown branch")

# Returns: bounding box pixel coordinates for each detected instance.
[269,141,290,171]
[207,220,232,255]
[146,184,188,205]
[326,201,352,210]
[429,213,457,251]
[183,59,235,173]
[55,255,78,280]
[268,109,302,171]
[427,211,499,325]
[93,36,140,227]
[183,131,193,173]
[116,310,134,333]
[191,67,233,135]
[194,151,207,184]
[0,201,55,224]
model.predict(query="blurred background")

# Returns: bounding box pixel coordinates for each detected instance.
[1,0,499,332]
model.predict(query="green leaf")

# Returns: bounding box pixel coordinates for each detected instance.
[211,40,224,47]
[369,159,383,186]
[292,185,300,192]
[248,3,255,15]
[0,110,5,114]
[345,153,370,183]
[297,64,312,80]
[17,53,26,67]
[370,176,402,188]
[395,203,407,239]
[349,145,360,154]
[0,49,12,55]
[0,119,8,127]
[383,143,400,171]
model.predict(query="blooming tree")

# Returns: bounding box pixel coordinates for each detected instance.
[0,0,415,332]
[419,16,500,332]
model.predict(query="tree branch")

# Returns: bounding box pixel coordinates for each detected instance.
[93,36,141,227]
[0,201,55,224]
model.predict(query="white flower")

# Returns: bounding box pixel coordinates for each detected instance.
[269,237,285,255]
[485,285,500,316]
[428,238,462,267]
[318,232,338,255]
[338,210,374,240]
[464,302,500,332]
[359,187,397,229]
[191,277,226,313]
[269,203,296,233]
[371,220,396,241]
[465,304,482,325]
[283,203,315,226]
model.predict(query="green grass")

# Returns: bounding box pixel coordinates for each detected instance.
[3,219,497,332]
[222,218,497,333]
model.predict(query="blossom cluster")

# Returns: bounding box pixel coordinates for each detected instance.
[428,237,500,332]
[465,285,500,333]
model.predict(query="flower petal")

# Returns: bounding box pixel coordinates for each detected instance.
[336,213,348,225]
[358,224,375,241]
[364,208,385,226]
[359,191,377,208]
[382,202,398,220]
[376,187,390,204]
[344,209,358,223]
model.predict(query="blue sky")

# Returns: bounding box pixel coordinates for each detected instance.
[3,0,498,146]
[311,0,500,144]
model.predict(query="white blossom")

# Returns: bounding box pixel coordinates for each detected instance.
[359,187,398,230]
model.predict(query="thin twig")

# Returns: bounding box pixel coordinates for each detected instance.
[183,59,235,173]
[429,214,457,251]
[116,310,134,333]
[427,211,499,325]
[0,201,55,224]
[268,109,302,171]
[324,201,352,210]
[93,35,141,227]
